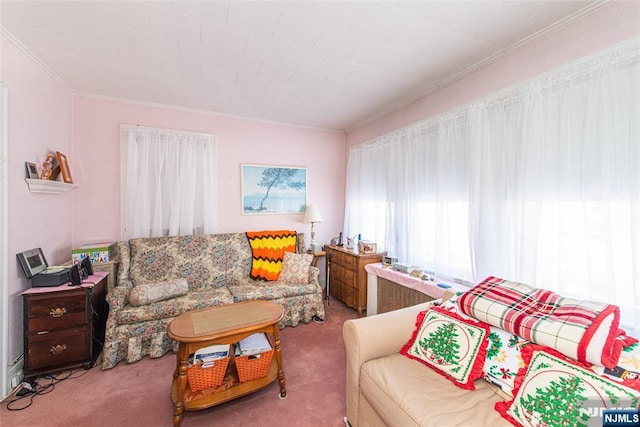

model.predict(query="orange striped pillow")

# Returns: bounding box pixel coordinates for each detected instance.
[246,230,297,281]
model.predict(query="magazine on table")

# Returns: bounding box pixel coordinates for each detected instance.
[188,344,230,368]
[235,333,271,357]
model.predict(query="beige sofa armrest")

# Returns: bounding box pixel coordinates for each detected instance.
[343,301,438,427]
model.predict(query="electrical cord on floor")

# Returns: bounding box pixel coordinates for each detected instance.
[3,369,89,411]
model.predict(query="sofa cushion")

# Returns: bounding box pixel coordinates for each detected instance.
[361,353,511,426]
[228,278,318,302]
[246,230,297,281]
[401,306,490,389]
[278,252,313,284]
[129,278,189,306]
[116,287,234,325]
[128,234,228,291]
[496,345,640,427]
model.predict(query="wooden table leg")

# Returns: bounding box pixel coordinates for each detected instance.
[272,326,287,399]
[173,344,189,426]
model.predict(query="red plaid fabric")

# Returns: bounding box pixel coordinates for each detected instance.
[457,276,625,368]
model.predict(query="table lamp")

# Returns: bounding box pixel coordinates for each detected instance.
[303,204,323,252]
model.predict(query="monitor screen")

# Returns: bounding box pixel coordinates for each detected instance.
[27,253,44,269]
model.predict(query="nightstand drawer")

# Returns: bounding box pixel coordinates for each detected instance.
[26,292,87,332]
[26,327,88,371]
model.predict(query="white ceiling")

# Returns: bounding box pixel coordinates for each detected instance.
[1,0,601,131]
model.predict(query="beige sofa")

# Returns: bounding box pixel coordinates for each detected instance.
[343,298,511,427]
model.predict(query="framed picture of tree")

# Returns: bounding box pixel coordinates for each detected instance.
[241,164,307,215]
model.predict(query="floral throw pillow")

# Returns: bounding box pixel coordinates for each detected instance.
[129,278,189,306]
[400,306,491,389]
[277,252,313,284]
[496,345,640,427]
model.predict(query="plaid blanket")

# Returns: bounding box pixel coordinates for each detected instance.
[457,276,628,368]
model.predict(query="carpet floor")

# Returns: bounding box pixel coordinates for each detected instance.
[1,296,357,427]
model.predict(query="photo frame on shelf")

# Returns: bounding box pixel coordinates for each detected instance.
[241,164,306,215]
[56,151,73,184]
[25,162,38,179]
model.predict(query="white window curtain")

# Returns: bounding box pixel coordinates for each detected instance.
[345,41,639,336]
[120,125,217,240]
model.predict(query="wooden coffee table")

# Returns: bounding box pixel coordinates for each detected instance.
[168,300,286,426]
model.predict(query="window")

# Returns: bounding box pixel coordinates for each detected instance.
[345,43,639,336]
[120,125,217,239]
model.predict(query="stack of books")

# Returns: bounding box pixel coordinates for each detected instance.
[235,333,272,357]
[188,344,230,368]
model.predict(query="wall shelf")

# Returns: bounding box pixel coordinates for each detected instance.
[25,178,77,194]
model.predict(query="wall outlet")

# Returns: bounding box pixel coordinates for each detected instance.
[8,355,24,391]
[10,372,23,389]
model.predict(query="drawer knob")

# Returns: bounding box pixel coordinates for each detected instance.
[49,307,67,318]
[50,344,67,355]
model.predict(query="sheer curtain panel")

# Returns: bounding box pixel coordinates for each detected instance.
[121,125,216,240]
[345,41,640,336]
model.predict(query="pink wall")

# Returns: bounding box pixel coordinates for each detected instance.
[2,35,74,363]
[347,1,640,146]
[71,97,345,248]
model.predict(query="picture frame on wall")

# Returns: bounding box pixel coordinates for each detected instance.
[241,164,306,215]
[25,162,38,179]
[56,151,73,184]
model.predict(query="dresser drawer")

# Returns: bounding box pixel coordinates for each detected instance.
[26,292,87,333]
[340,284,356,307]
[331,263,355,284]
[331,251,356,270]
[26,327,88,371]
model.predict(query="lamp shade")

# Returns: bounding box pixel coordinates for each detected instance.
[303,204,323,223]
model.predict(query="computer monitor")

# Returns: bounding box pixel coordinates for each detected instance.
[16,248,48,279]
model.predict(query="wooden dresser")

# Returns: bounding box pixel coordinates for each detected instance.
[326,245,386,317]
[22,272,108,380]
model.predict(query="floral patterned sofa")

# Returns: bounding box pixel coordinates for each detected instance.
[101,232,325,370]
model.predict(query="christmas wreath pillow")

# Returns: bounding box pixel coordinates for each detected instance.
[484,326,529,397]
[495,345,640,427]
[400,306,491,389]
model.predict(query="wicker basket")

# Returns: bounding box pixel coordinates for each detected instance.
[235,347,274,382]
[187,356,230,392]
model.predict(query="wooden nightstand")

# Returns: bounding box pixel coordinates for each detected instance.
[22,272,109,380]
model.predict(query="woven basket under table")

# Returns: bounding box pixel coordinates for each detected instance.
[235,347,274,382]
[187,356,230,392]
